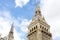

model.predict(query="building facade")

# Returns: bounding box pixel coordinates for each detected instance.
[27,0,52,40]
[0,24,14,40]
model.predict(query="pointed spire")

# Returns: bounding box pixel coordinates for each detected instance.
[36,0,39,8]
[35,0,42,16]
[36,0,38,5]
[8,23,14,40]
[10,23,14,33]
[36,0,39,10]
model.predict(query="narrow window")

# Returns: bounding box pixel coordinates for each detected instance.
[47,29,48,31]
[36,25,37,28]
[39,11,40,13]
[30,30,31,32]
[42,27,44,29]
[36,11,37,13]
[34,27,35,29]
[40,25,41,28]
[32,28,33,31]
[45,28,46,30]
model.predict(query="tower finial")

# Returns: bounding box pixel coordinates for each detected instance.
[36,0,39,7]
[36,0,38,4]
[10,22,14,32]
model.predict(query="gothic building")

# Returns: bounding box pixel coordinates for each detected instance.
[0,24,14,40]
[27,0,52,40]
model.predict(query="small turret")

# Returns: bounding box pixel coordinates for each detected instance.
[8,23,14,40]
[35,0,42,16]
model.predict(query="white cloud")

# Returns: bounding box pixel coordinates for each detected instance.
[19,19,31,33]
[14,28,21,40]
[15,0,30,8]
[1,0,60,40]
[13,17,31,40]
[40,0,60,39]
[0,10,31,40]
[0,11,12,37]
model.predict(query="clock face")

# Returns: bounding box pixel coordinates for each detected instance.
[32,15,40,22]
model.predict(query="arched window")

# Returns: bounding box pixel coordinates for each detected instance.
[34,27,35,29]
[43,27,44,29]
[32,28,33,31]
[42,27,44,29]
[45,28,46,30]
[36,25,37,28]
[30,30,31,32]
[47,29,48,31]
[36,11,37,13]
[40,25,42,28]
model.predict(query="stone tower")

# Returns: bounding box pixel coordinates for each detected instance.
[27,0,52,40]
[8,23,14,40]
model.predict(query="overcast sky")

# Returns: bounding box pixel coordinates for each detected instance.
[0,0,60,40]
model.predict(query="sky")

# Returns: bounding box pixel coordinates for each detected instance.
[0,0,60,40]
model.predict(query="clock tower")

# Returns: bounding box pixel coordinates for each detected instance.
[27,0,52,40]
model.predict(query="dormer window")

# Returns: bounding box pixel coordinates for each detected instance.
[10,32,13,33]
[36,11,37,13]
[35,11,37,16]
[39,11,40,13]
